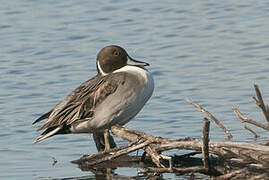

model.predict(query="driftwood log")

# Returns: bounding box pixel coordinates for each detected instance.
[73,84,269,179]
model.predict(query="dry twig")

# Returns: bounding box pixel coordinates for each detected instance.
[144,144,165,168]
[202,118,210,170]
[233,107,269,131]
[74,139,151,166]
[253,84,269,123]
[139,166,208,174]
[244,125,260,138]
[185,98,233,139]
[214,168,247,180]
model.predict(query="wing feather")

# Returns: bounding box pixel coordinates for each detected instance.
[37,73,125,131]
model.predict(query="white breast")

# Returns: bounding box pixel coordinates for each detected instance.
[113,65,154,123]
[114,65,154,102]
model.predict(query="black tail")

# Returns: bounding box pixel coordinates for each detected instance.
[32,110,52,124]
[33,124,71,143]
[33,125,62,143]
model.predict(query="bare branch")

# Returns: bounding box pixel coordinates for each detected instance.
[74,139,151,166]
[233,107,269,131]
[185,98,233,139]
[202,118,210,170]
[144,145,165,168]
[215,168,248,180]
[244,125,260,139]
[111,125,269,165]
[253,84,269,123]
[139,166,208,174]
[74,125,269,178]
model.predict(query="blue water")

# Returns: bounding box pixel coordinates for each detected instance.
[1,0,269,179]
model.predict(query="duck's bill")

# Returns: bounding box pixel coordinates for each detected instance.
[127,56,149,67]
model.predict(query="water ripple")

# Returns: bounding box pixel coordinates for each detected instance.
[1,0,269,179]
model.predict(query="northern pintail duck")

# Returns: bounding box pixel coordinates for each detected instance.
[33,45,154,150]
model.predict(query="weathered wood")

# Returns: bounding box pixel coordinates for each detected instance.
[202,118,210,170]
[73,125,269,178]
[185,98,233,139]
[253,84,269,123]
[111,125,269,166]
[156,141,269,165]
[139,166,208,174]
[244,125,260,138]
[233,107,269,131]
[73,139,151,166]
[73,84,269,179]
[214,168,247,180]
[233,84,269,134]
[144,144,165,168]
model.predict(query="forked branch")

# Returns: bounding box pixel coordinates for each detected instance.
[232,107,269,131]
[185,98,233,139]
[253,84,269,123]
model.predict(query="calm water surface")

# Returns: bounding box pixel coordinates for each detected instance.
[1,0,269,179]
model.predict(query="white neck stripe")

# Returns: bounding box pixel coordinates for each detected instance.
[97,61,108,76]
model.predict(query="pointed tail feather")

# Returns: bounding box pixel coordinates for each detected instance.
[32,110,52,125]
[33,125,62,143]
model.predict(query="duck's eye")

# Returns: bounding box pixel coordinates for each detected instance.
[114,51,120,56]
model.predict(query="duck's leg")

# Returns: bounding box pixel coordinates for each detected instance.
[93,131,116,152]
[104,129,110,151]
